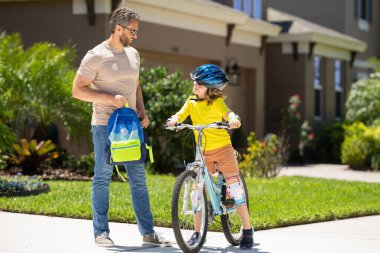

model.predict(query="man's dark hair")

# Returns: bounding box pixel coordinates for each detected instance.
[109,7,140,33]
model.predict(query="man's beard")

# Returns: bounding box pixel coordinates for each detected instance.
[120,34,131,47]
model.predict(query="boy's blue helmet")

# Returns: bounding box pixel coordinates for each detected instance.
[190,64,229,90]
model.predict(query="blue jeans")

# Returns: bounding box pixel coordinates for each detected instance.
[91,125,154,237]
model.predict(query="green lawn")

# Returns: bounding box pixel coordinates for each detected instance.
[1,175,380,231]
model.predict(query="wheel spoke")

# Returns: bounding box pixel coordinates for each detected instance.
[172,171,208,252]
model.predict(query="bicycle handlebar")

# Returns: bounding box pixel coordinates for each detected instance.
[163,122,229,131]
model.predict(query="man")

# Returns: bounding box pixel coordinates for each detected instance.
[72,7,171,247]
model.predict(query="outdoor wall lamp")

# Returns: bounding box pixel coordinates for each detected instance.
[225,58,240,86]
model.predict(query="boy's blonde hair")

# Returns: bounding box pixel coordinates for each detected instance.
[205,88,224,105]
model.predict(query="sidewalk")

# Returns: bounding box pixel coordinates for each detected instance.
[279,164,380,183]
[1,164,380,253]
[1,211,380,253]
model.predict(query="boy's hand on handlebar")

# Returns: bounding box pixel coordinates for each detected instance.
[228,119,241,129]
[166,115,179,127]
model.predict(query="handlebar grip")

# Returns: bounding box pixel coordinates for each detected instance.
[163,122,183,129]
[215,122,229,127]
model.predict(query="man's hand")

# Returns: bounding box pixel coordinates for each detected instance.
[139,112,149,128]
[112,95,128,108]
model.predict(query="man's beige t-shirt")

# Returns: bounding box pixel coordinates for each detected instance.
[77,41,140,125]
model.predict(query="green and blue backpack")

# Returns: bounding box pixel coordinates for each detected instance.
[105,104,154,176]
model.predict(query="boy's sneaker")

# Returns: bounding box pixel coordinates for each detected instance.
[143,232,172,247]
[187,232,200,246]
[95,232,114,247]
[239,227,254,250]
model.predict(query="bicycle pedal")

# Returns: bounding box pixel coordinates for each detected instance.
[222,199,235,208]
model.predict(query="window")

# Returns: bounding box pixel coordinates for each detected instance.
[233,0,262,19]
[355,0,372,31]
[334,61,344,120]
[314,57,324,119]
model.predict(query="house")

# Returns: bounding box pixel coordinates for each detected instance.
[216,0,370,134]
[264,8,366,133]
[0,0,280,154]
[0,0,373,155]
[265,0,380,81]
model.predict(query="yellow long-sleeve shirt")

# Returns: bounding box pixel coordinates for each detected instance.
[176,96,232,151]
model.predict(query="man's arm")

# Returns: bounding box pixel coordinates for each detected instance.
[72,74,127,108]
[135,79,149,128]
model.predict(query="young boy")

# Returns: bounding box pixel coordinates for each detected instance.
[166,64,253,250]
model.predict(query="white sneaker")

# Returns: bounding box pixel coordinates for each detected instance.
[142,232,172,247]
[95,232,114,247]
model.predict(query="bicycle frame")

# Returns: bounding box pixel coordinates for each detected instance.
[169,123,237,217]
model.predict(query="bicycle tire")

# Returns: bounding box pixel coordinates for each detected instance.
[221,172,250,245]
[172,170,209,253]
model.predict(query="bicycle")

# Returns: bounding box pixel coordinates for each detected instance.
[165,122,251,253]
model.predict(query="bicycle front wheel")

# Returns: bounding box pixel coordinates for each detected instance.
[221,172,250,245]
[172,170,208,253]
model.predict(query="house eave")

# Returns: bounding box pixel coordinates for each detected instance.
[126,0,279,48]
[267,32,367,53]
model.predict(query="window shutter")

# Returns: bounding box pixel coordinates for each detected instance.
[354,0,359,20]
[368,0,372,23]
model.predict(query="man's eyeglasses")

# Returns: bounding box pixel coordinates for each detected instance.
[119,25,138,36]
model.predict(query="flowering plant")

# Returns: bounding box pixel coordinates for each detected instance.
[279,95,315,163]
[239,132,282,178]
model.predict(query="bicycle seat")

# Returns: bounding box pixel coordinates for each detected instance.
[211,162,221,178]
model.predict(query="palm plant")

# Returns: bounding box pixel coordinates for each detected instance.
[0,32,91,143]
[12,139,59,175]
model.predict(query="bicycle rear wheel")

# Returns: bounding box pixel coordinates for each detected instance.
[172,170,208,253]
[221,172,250,245]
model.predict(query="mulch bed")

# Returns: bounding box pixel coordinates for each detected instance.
[0,167,92,181]
[0,167,123,182]
[0,183,50,198]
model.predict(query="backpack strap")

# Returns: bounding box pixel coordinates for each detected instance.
[145,144,154,163]
[115,165,128,182]
[143,131,154,163]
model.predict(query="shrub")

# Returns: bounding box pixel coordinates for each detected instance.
[67,152,95,176]
[316,123,345,163]
[0,174,46,194]
[239,132,282,178]
[371,154,380,171]
[140,65,193,173]
[341,122,380,170]
[345,72,380,125]
[0,32,91,143]
[0,85,17,155]
[0,123,16,155]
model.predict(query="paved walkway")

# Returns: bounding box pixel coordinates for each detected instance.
[1,164,380,253]
[1,211,380,253]
[279,164,380,183]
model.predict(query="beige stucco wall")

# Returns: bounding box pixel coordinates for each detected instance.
[0,0,110,65]
[266,0,347,33]
[265,44,307,134]
[265,0,379,82]
[344,0,380,60]
[265,44,352,134]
